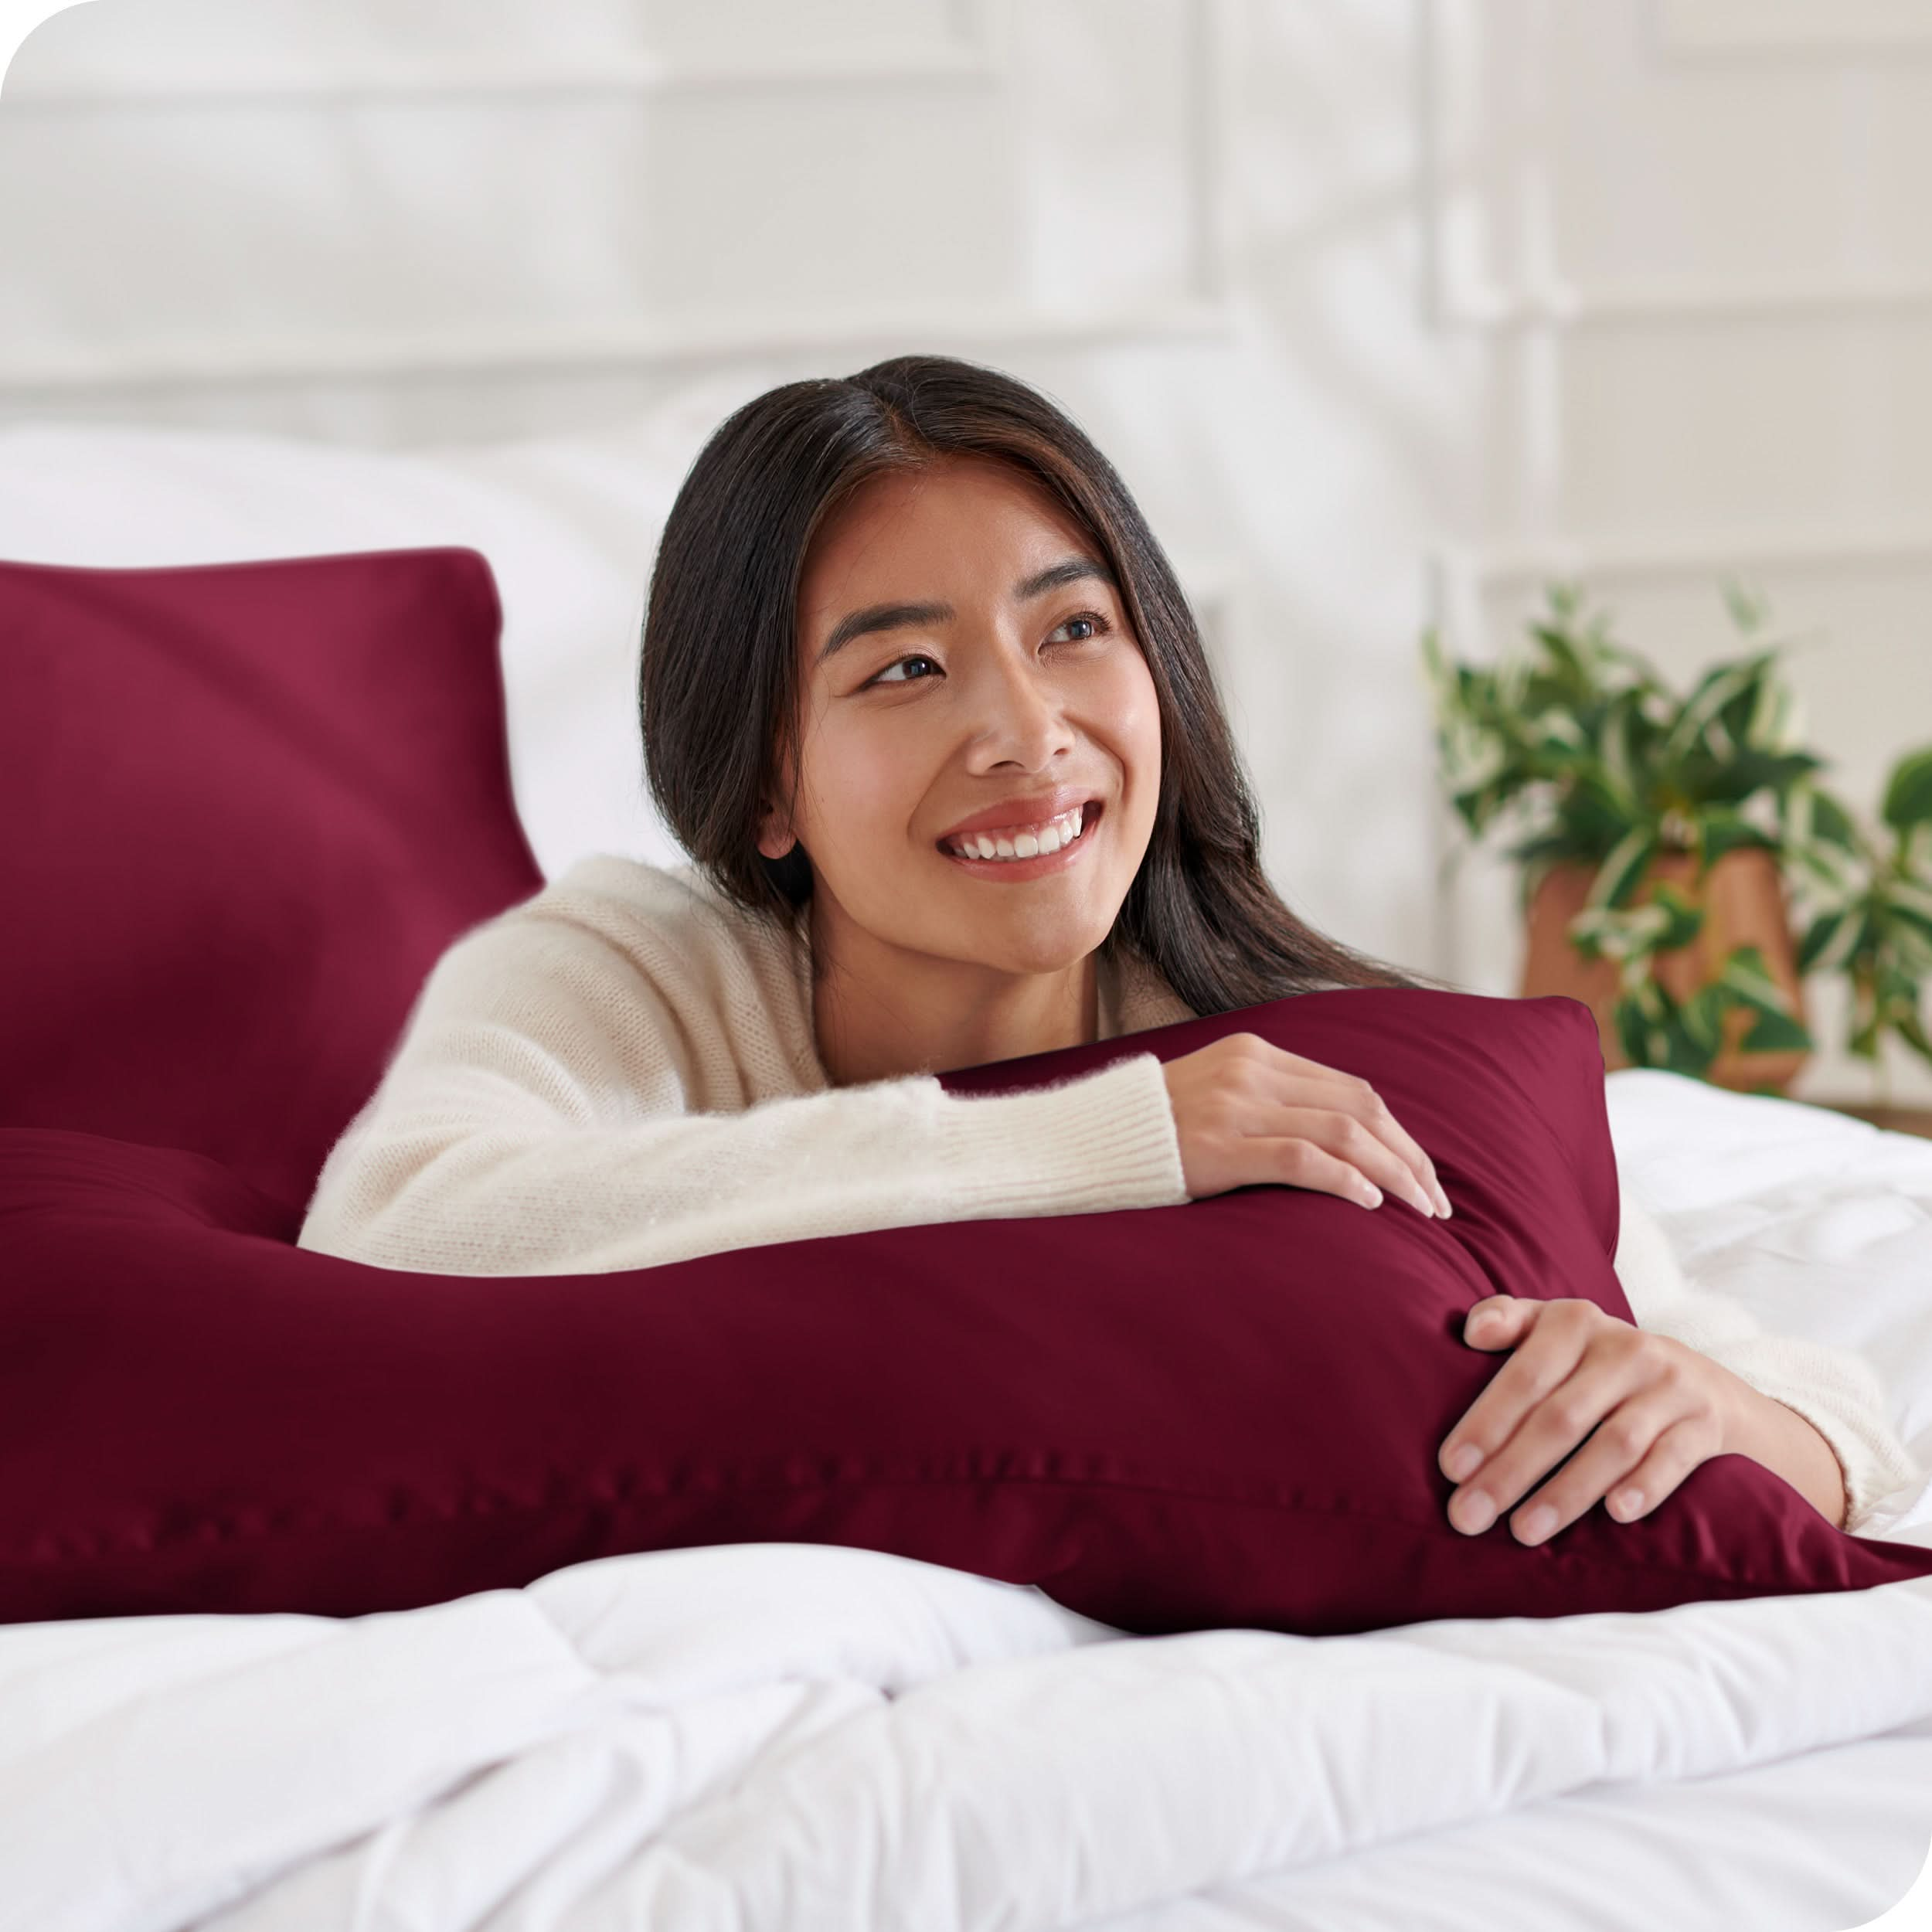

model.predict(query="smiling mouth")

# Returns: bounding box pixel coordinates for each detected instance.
[937,800,1102,871]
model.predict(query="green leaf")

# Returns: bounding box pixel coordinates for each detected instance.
[1881,747,1932,832]
[1713,944,1798,1018]
[1631,972,1721,1076]
[1569,901,1672,963]
[1586,825,1659,911]
[1664,1022,1719,1077]
[1886,878,1932,950]
[1699,808,1777,866]
[1510,827,1602,870]
[1738,665,1800,753]
[1894,1008,1932,1070]
[1646,881,1706,951]
[1740,1006,1813,1053]
[1598,692,1636,806]
[1614,992,1653,1069]
[1849,1006,1884,1059]
[1783,787,1865,901]
[1712,664,1773,757]
[1529,624,1594,694]
[1886,914,1932,975]
[1787,837,1865,897]
[1797,906,1859,975]
[1845,903,1884,970]
[1721,580,1770,636]
[1659,652,1778,768]
[1679,983,1730,1053]
[1613,977,1690,1069]
[1682,747,1824,808]
[1803,786,1862,851]
[1561,767,1647,852]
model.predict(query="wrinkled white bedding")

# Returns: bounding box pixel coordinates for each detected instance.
[5,1070,1932,1932]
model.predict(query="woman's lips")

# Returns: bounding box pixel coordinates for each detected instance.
[937,801,1102,877]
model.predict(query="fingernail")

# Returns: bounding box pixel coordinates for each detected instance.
[1360,1185,1383,1209]
[1611,1487,1644,1519]
[1445,1443,1481,1481]
[1435,1189,1454,1219]
[1410,1185,1437,1218]
[1518,1505,1556,1543]
[1454,1491,1494,1534]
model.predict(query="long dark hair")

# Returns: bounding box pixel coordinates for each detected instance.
[638,352,1455,1015]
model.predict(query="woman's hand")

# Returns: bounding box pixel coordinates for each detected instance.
[1160,1032,1452,1218]
[1437,1295,1757,1544]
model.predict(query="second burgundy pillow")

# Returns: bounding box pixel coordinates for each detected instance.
[0,549,544,1218]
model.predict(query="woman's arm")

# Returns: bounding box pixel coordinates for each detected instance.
[1724,1386,1848,1528]
[1611,1187,1924,1532]
[298,900,1189,1277]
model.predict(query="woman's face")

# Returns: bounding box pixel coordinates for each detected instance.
[764,453,1162,985]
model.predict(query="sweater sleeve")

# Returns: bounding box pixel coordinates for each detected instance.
[296,911,1191,1280]
[1611,1187,1927,1533]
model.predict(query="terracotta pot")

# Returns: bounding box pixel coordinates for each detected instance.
[1519,846,1810,1095]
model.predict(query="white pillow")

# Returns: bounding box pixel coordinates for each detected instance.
[0,368,787,880]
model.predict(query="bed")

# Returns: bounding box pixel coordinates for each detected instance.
[4,415,1931,1932]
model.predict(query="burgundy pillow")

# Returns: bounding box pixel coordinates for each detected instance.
[5,991,1930,1631]
[0,550,544,1218]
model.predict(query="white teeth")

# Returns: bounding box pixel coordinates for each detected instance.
[947,804,1087,863]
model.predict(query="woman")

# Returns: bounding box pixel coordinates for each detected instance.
[298,353,1922,1544]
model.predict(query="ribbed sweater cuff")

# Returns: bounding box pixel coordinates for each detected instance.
[1748,1379,1929,1534]
[933,1050,1189,1214]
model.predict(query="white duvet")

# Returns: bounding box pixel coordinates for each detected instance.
[7,1070,1932,1932]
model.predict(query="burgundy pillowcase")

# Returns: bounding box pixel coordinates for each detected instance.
[0,550,544,1218]
[5,988,1930,1631]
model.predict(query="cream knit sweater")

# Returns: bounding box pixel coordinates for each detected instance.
[298,853,1927,1533]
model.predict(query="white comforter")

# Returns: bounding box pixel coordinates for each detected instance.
[7,1071,1932,1932]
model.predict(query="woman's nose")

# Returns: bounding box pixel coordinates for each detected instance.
[968,641,1073,747]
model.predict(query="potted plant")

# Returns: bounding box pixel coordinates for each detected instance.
[1420,583,1932,1101]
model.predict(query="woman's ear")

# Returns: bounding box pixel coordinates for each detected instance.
[758,731,801,860]
[756,798,798,862]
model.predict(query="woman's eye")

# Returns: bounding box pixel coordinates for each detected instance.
[1054,611,1111,645]
[863,611,1112,689]
[868,652,941,687]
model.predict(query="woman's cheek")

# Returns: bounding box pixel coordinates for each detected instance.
[821,719,932,838]
[1094,654,1162,781]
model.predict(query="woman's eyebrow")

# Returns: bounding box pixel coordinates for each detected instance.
[815,555,1117,665]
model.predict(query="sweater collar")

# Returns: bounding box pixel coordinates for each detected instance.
[1100,943,1197,1038]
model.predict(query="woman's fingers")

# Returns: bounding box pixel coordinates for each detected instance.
[1160,1033,1454,1213]
[1479,1393,1710,1545]
[1252,1134,1390,1211]
[1272,1106,1444,1219]
[1439,1298,1617,1526]
[1323,1080,1451,1217]
[1440,1298,1723,1545]
[1581,1411,1718,1524]
[1265,1049,1451,1217]
[1440,1298,1602,1476]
